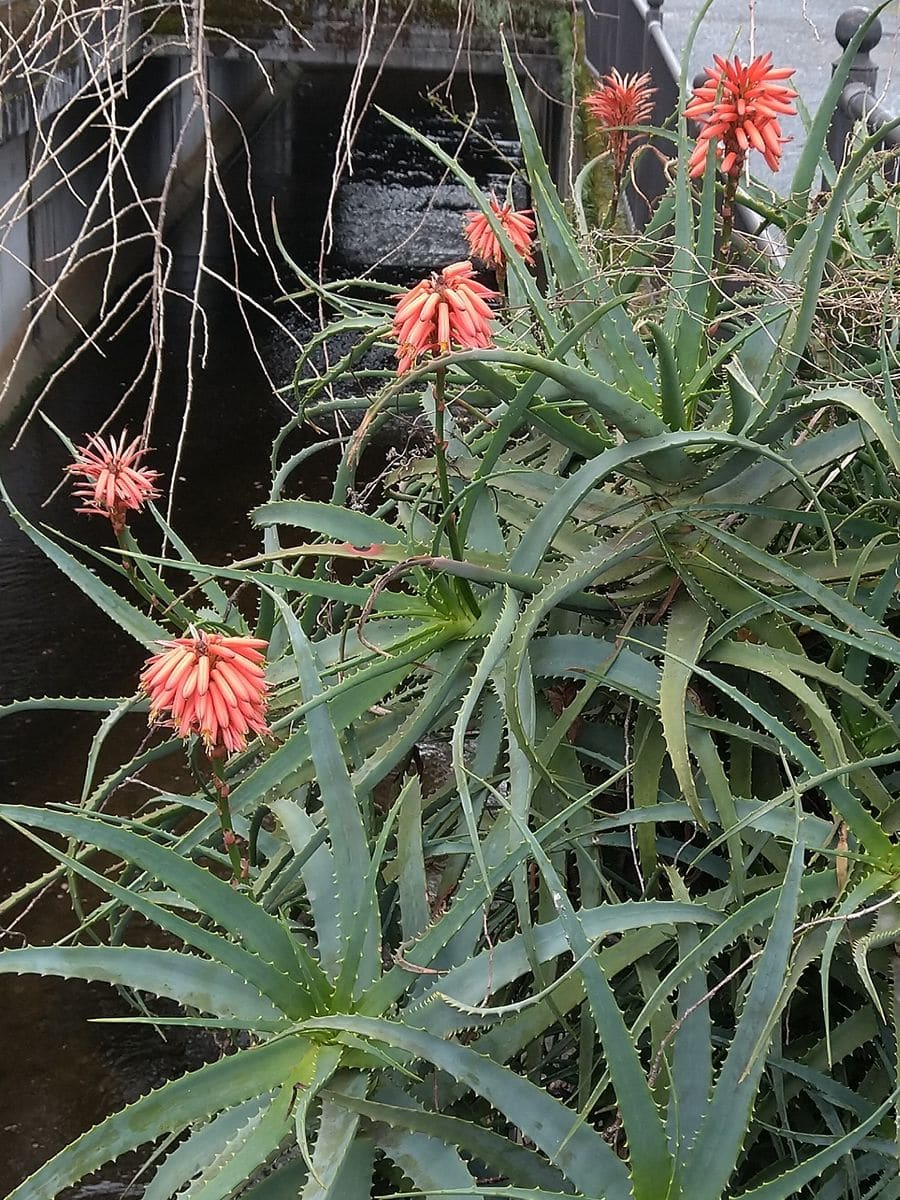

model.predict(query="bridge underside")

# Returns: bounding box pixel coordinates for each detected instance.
[0,1,563,422]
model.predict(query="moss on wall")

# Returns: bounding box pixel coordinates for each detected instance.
[149,0,563,42]
[383,0,563,36]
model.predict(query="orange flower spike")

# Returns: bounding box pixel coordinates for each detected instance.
[66,430,161,532]
[463,196,535,268]
[141,631,270,756]
[392,260,497,375]
[685,52,797,178]
[583,69,656,171]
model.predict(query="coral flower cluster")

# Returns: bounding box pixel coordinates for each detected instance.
[463,197,535,269]
[583,69,656,171]
[141,631,270,755]
[392,260,497,374]
[686,52,797,178]
[66,430,160,532]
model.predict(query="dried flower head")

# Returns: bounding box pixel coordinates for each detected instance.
[583,69,656,171]
[686,52,797,178]
[463,196,535,269]
[66,430,160,532]
[392,261,497,375]
[141,630,270,755]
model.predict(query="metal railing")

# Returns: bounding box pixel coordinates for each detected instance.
[827,7,900,183]
[582,1,900,225]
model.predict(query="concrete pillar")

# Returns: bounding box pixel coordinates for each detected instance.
[0,134,34,374]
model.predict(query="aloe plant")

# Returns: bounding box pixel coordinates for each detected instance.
[3,15,900,1200]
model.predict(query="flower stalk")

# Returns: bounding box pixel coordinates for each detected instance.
[583,69,656,229]
[141,631,271,754]
[392,262,496,376]
[209,756,246,882]
[434,366,479,618]
[718,171,739,269]
[463,197,535,278]
[686,53,797,180]
[66,430,160,532]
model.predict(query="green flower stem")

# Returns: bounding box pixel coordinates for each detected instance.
[605,163,624,230]
[433,366,480,618]
[114,525,164,611]
[208,754,244,882]
[718,171,739,270]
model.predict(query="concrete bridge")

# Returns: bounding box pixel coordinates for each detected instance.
[0,1,563,424]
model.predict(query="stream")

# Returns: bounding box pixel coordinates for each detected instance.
[0,63,519,1194]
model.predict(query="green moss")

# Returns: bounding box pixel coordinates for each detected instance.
[552,5,574,82]
[146,0,562,42]
[403,0,562,35]
[149,0,286,39]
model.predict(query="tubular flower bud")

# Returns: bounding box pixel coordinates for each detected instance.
[583,69,656,172]
[463,196,535,268]
[392,261,497,375]
[66,430,160,532]
[685,53,797,178]
[141,630,270,755]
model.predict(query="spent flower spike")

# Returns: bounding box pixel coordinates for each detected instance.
[392,260,497,375]
[686,52,797,178]
[141,630,270,755]
[66,430,160,532]
[463,196,535,269]
[583,69,656,172]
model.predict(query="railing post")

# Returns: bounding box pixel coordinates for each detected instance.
[827,6,883,170]
[643,0,663,73]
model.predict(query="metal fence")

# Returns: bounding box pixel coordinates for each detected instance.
[827,8,900,184]
[582,0,900,226]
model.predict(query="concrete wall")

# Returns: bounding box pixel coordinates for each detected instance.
[0,136,32,370]
[0,53,288,423]
[0,3,562,424]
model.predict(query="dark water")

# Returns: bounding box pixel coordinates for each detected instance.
[0,64,517,1194]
